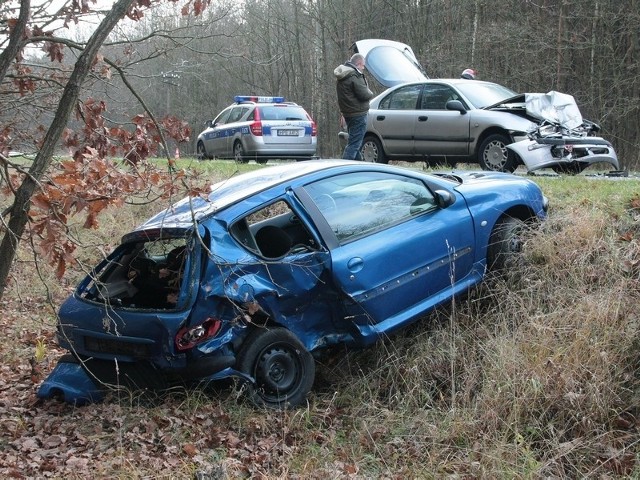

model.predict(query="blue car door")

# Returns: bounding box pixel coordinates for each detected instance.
[301,171,476,340]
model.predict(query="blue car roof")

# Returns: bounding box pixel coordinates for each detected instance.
[135,160,359,233]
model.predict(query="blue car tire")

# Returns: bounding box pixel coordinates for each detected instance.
[237,327,315,409]
[487,216,526,272]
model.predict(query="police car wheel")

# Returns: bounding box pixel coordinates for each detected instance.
[233,141,249,164]
[196,141,211,160]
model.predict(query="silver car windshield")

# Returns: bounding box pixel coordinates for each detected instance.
[456,82,518,109]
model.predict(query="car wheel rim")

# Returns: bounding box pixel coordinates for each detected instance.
[255,345,300,395]
[484,141,507,170]
[361,141,377,162]
[507,235,522,253]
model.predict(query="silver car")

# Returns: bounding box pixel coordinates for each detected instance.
[196,96,317,163]
[353,39,618,173]
[362,78,537,171]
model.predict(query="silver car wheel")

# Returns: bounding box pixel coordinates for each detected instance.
[478,133,517,172]
[361,141,377,162]
[361,136,388,164]
[484,140,508,170]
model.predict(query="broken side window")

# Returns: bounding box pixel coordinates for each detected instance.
[230,200,317,259]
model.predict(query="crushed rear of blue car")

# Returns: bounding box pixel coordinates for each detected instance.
[39,160,548,408]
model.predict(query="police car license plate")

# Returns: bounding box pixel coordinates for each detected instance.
[278,129,298,136]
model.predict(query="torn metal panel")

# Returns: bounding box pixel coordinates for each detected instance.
[509,137,619,172]
[525,91,584,129]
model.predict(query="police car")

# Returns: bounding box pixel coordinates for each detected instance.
[196,96,317,163]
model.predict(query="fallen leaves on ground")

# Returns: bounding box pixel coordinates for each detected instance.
[0,296,351,479]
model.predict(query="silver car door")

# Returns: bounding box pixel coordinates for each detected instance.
[413,84,470,156]
[369,84,423,156]
[354,39,429,86]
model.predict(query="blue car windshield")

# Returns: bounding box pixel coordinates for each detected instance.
[456,82,518,109]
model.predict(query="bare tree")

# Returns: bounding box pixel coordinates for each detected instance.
[0,0,211,300]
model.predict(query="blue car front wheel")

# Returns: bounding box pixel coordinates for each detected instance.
[237,327,315,409]
[487,216,526,272]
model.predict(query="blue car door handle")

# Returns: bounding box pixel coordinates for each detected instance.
[347,257,364,273]
[418,116,428,121]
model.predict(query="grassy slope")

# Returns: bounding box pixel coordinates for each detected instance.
[1,160,639,478]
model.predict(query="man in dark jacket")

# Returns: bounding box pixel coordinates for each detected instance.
[334,53,374,160]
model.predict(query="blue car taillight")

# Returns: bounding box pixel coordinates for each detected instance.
[175,318,222,351]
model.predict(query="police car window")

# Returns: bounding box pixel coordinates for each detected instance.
[304,172,436,243]
[379,84,422,110]
[259,105,307,121]
[228,106,247,123]
[214,108,232,126]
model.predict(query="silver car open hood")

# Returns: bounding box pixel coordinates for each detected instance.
[352,39,429,87]
[483,94,526,110]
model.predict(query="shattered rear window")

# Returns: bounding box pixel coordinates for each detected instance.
[79,237,191,310]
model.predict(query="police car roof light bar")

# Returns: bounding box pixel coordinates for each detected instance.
[234,95,285,103]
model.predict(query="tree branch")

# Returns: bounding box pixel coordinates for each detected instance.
[0,0,30,83]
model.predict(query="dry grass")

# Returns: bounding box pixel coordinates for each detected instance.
[316,193,640,477]
[1,161,639,478]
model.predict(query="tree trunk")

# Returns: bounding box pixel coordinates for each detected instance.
[0,0,30,82]
[0,0,136,301]
[555,0,567,90]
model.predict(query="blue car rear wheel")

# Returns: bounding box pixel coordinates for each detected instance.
[237,327,315,409]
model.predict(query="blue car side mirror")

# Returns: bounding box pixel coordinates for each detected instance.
[434,190,456,208]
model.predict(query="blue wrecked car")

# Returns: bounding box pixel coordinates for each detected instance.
[39,160,548,408]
